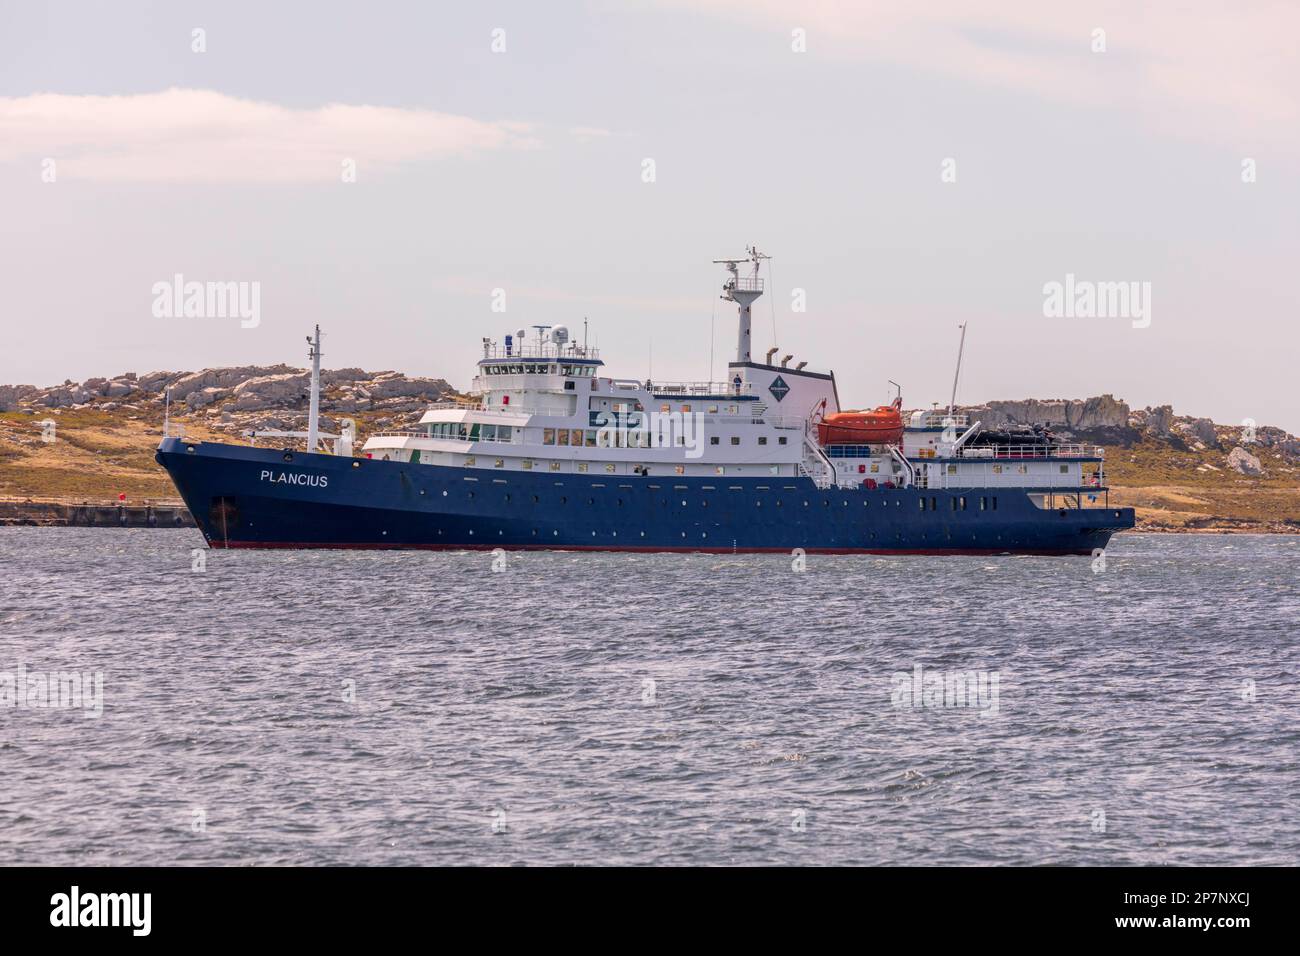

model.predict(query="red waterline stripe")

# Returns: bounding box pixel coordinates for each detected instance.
[213,540,1093,556]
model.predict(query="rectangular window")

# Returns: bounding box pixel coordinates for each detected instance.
[708,405,718,414]
[758,436,768,446]
[494,458,504,468]
[577,462,588,473]
[919,497,926,511]
[960,496,967,510]
[465,456,476,467]
[522,459,533,470]
[930,497,937,511]
[681,405,691,413]
[730,436,740,445]
[1060,464,1069,473]
[605,463,616,473]
[543,429,556,445]
[585,430,597,447]
[715,466,725,475]
[674,465,685,475]
[778,436,788,445]
[557,429,570,446]
[946,464,957,475]
[992,464,1003,474]
[661,404,671,413]
[550,461,561,471]
[992,497,998,510]
[481,424,497,442]
[951,497,958,511]
[710,436,720,445]
[980,496,986,510]
[570,429,583,446]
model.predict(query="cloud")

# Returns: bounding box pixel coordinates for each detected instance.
[0,88,542,182]
[671,0,1300,148]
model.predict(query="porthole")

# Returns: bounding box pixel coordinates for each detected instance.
[282,453,293,462]
[351,460,360,469]
[442,490,448,497]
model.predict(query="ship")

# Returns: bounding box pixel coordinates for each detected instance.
[156,247,1134,554]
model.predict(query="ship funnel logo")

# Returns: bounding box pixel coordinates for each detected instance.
[768,376,790,402]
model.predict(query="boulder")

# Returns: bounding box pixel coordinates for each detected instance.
[229,372,310,411]
[184,386,228,409]
[1227,446,1265,476]
[1189,418,1219,447]
[1145,405,1174,438]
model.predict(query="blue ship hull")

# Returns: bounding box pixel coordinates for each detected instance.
[156,437,1134,554]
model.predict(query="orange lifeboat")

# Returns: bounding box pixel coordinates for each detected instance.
[816,399,904,445]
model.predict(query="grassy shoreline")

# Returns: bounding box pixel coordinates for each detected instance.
[2,408,1296,533]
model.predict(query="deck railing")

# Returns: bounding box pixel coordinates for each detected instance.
[958,444,1103,459]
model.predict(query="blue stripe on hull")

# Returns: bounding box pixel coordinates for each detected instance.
[156,438,1134,554]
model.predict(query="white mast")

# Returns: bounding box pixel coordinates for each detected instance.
[306,325,322,453]
[713,245,769,363]
[948,322,968,418]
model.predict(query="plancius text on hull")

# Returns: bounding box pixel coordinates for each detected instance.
[157,247,1134,554]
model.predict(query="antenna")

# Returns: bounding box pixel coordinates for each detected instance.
[948,322,968,418]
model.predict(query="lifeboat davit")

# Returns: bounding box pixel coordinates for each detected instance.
[816,399,904,445]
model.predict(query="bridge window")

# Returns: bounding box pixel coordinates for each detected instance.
[778,436,788,445]
[730,436,740,445]
[758,436,768,445]
[710,436,720,445]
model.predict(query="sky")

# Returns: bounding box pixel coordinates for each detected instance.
[1,1,1297,431]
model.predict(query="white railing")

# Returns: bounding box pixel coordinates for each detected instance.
[911,412,969,428]
[959,444,1102,459]
[479,343,598,361]
[648,381,754,397]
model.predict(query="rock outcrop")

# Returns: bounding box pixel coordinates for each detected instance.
[959,394,1130,431]
[2,365,457,435]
